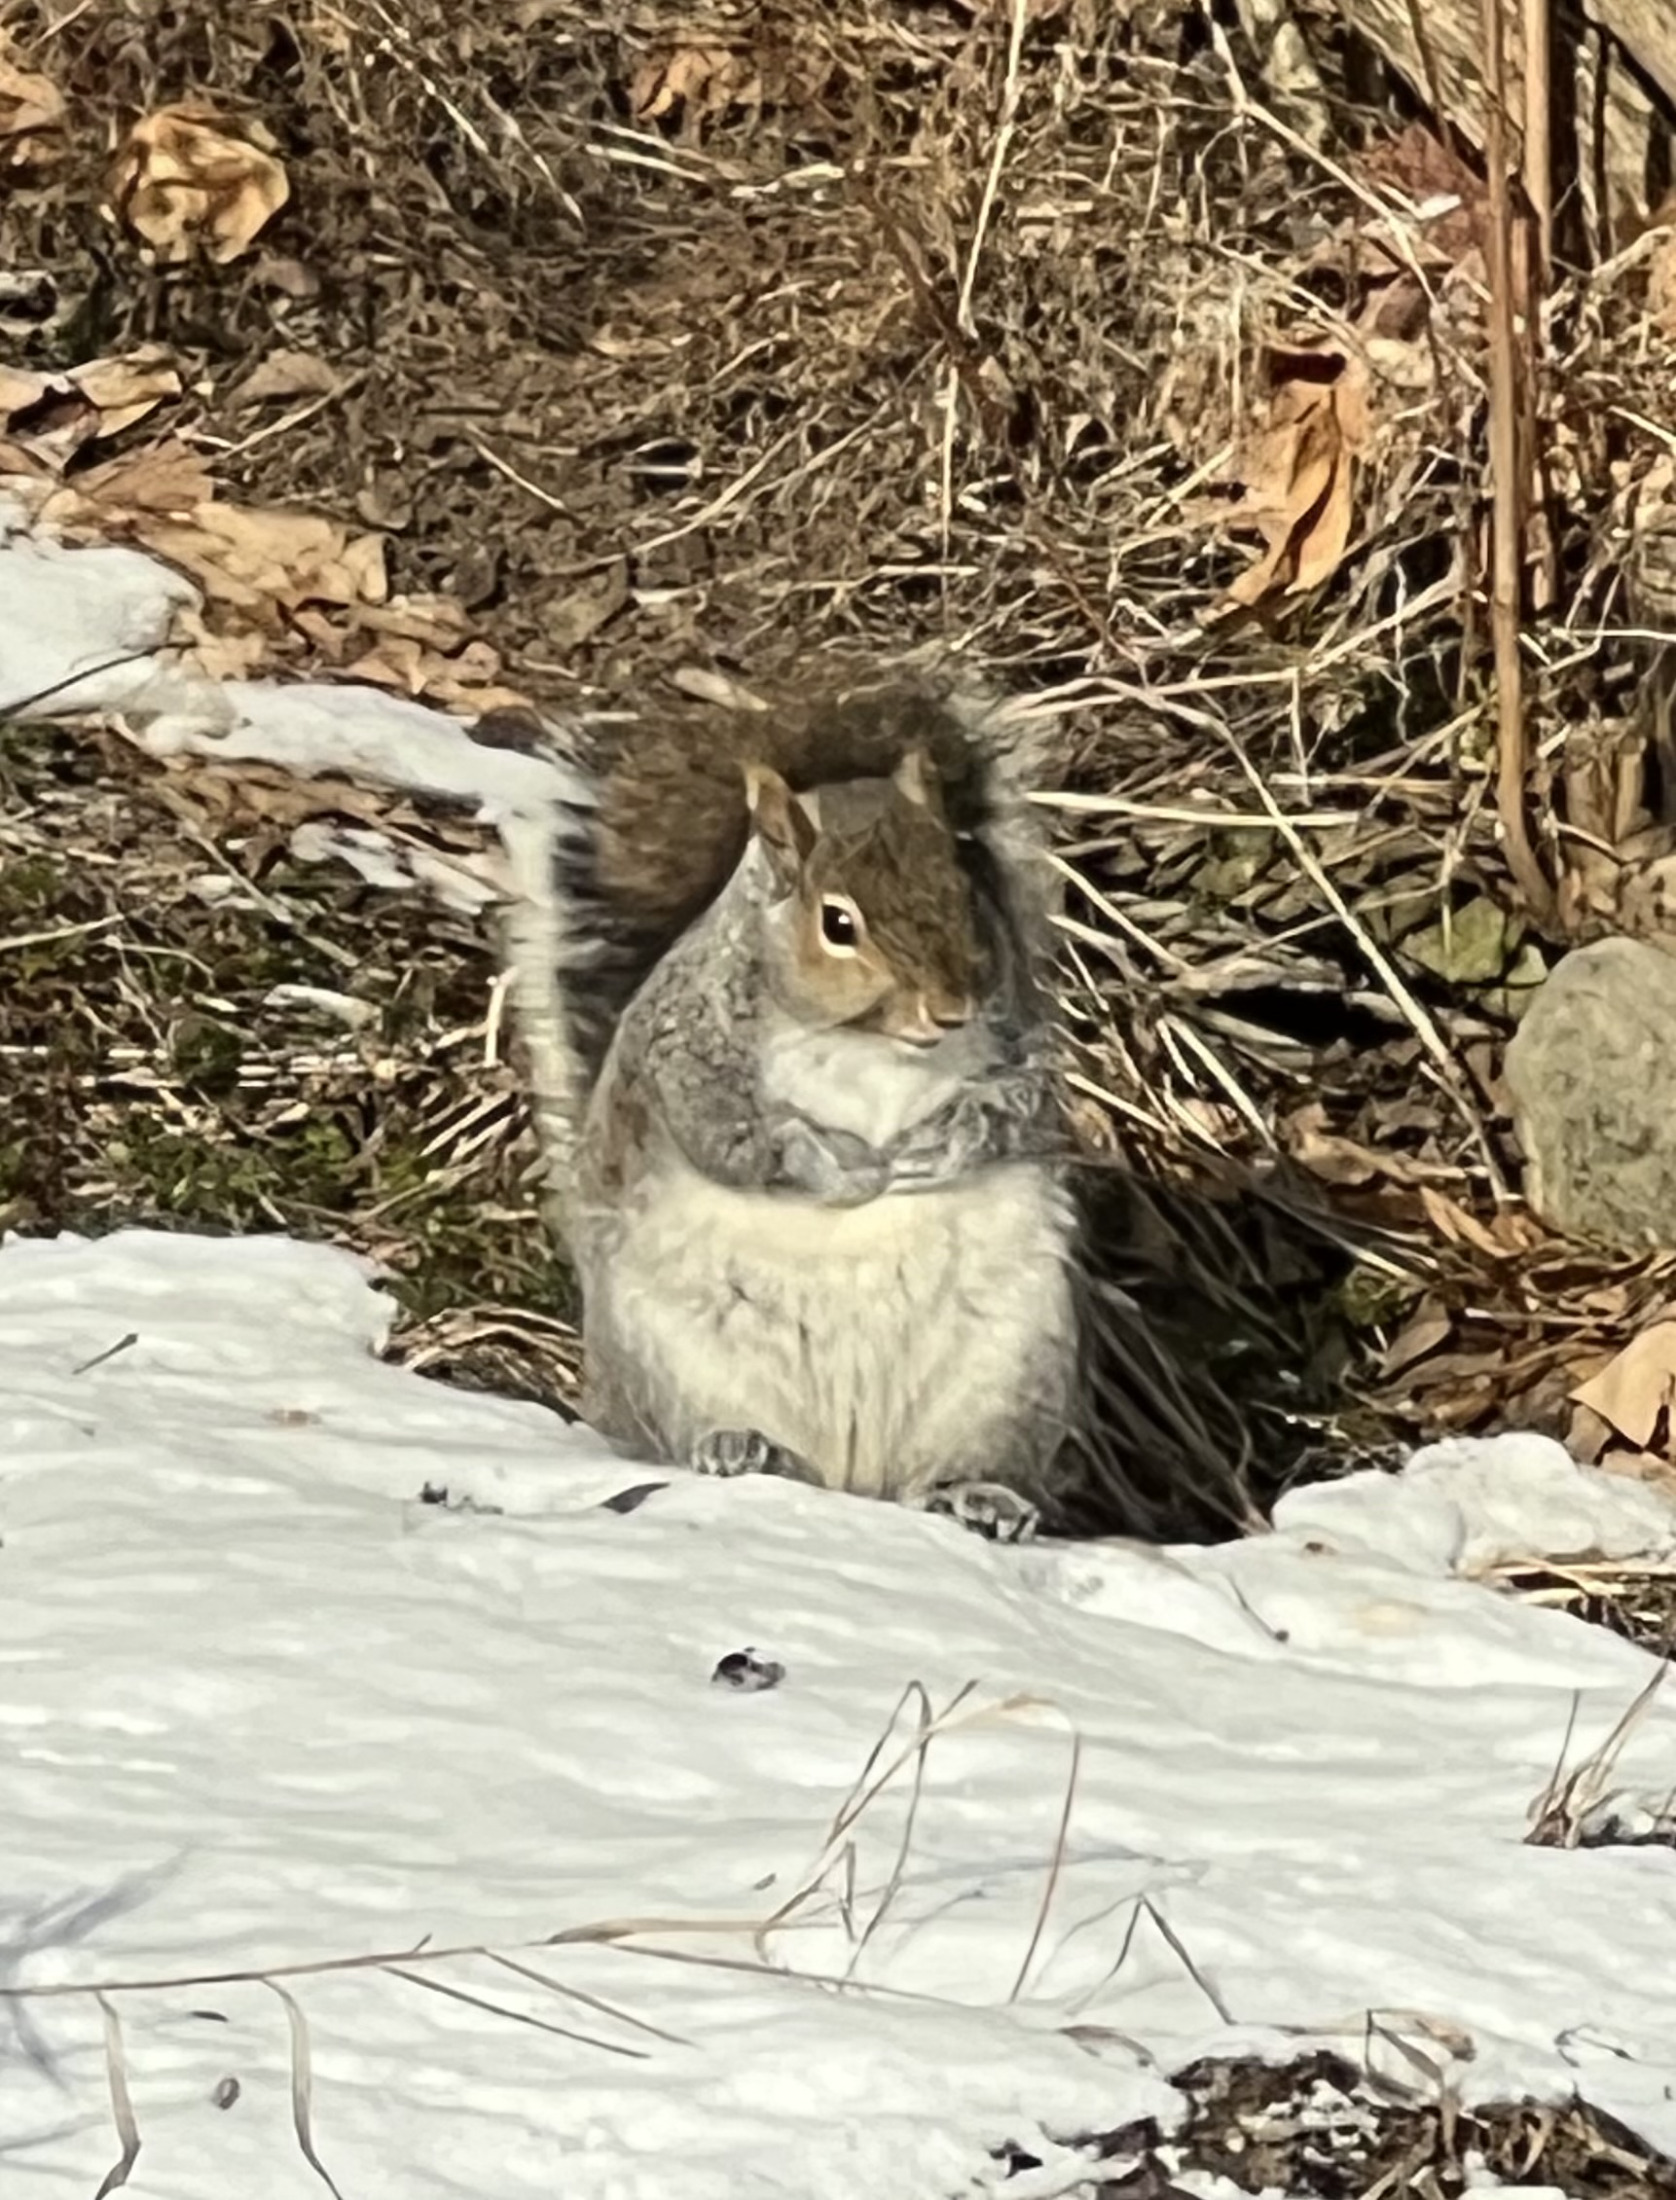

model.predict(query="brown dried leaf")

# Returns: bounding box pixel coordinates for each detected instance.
[1419,1184,1519,1261]
[0,348,181,463]
[251,253,321,301]
[68,346,182,436]
[1382,1299,1454,1377]
[73,439,218,515]
[353,596,472,649]
[0,365,47,420]
[0,436,47,479]
[1571,1322,1676,1452]
[344,632,528,716]
[629,45,759,133]
[232,350,341,406]
[1356,125,1486,268]
[186,505,386,608]
[110,103,289,266]
[1221,343,1370,608]
[0,41,65,166]
[169,607,271,683]
[1285,1103,1454,1189]
[164,758,400,837]
[1567,1399,1615,1464]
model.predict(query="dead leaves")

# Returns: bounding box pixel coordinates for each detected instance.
[1356,124,1488,278]
[1284,1102,1459,1192]
[4,47,290,255]
[24,441,388,618]
[0,348,182,472]
[109,104,289,265]
[12,431,529,718]
[146,499,389,616]
[231,351,342,408]
[1210,124,1500,614]
[1571,1319,1676,1460]
[626,35,828,141]
[1221,340,1370,607]
[0,35,64,168]
[630,45,761,135]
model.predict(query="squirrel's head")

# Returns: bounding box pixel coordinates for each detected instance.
[743,749,982,1045]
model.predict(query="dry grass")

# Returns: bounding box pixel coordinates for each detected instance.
[1093,2047,1676,2199]
[3,0,1676,1462]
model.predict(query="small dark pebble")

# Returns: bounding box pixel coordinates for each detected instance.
[213,2076,241,2110]
[711,1648,785,1692]
[598,1481,667,1515]
[468,705,548,752]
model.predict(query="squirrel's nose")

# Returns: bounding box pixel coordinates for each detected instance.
[898,989,972,1045]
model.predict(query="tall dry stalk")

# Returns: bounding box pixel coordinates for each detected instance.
[1482,0,1554,924]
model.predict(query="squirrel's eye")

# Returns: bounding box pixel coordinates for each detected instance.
[819,897,861,951]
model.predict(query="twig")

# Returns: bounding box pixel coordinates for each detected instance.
[383,1963,648,2057]
[1518,0,1560,618]
[71,1331,138,1377]
[956,0,1031,337]
[0,651,157,719]
[1521,0,1552,280]
[1215,724,1510,1194]
[1481,0,1554,926]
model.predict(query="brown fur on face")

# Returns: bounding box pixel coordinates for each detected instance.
[746,752,982,1042]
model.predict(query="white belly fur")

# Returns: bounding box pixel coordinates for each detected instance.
[589,1157,1077,1497]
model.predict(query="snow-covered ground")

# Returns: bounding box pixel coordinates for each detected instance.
[7,498,1676,2195]
[3,1225,1676,2199]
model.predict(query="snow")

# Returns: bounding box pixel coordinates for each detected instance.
[6,493,1676,2194]
[0,518,580,827]
[0,524,196,716]
[3,1226,1676,2200]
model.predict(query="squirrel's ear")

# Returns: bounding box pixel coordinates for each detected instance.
[892,745,945,818]
[744,763,816,886]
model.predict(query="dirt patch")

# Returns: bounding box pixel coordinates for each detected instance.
[1497,1558,1676,1661]
[1091,2051,1676,2200]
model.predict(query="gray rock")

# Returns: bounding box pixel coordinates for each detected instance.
[1505,936,1676,1248]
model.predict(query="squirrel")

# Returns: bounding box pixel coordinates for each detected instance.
[490,667,1250,1542]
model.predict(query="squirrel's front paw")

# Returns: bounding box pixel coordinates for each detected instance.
[916,1480,1041,1544]
[771,1116,888,1206]
[690,1428,820,1484]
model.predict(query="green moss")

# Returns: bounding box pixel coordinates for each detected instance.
[169,1016,247,1098]
[0,723,566,1347]
[1336,1263,1418,1332]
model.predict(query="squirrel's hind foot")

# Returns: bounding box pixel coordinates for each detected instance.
[915,1480,1040,1544]
[690,1428,821,1484]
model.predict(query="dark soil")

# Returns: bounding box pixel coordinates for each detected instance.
[1090,2051,1676,2200]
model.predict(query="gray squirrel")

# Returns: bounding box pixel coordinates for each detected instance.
[493,669,1229,1542]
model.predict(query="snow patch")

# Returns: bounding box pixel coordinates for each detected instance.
[3,1228,1676,2197]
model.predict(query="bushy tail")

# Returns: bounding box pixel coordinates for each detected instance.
[471,708,605,1250]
